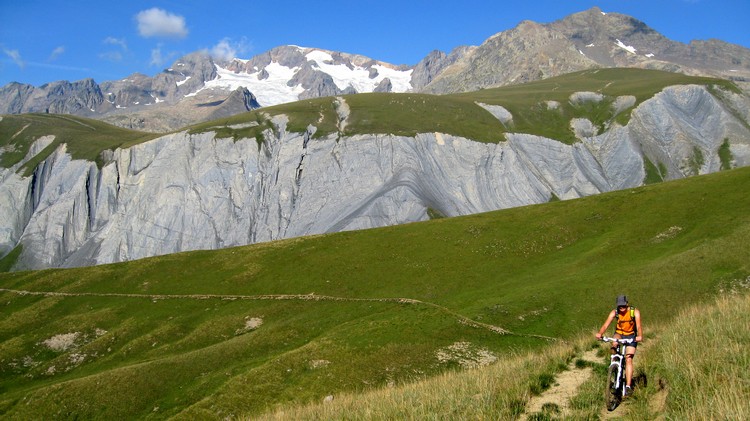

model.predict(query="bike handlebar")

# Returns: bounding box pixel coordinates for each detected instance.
[600,336,635,344]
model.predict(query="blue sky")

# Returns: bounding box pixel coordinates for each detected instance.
[1,0,748,87]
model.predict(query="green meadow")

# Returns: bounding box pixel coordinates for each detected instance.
[0,113,158,175]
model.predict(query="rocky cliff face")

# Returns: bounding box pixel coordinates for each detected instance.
[0,79,106,115]
[1,85,748,270]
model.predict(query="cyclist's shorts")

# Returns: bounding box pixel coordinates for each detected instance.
[613,334,638,350]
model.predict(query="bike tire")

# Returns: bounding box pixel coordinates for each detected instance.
[605,364,621,411]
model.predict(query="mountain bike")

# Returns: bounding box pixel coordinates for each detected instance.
[600,336,635,411]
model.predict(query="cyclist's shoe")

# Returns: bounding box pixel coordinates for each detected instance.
[624,386,633,397]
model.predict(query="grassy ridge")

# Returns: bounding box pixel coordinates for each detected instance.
[3,69,737,174]
[0,166,749,418]
[188,68,734,145]
[453,68,739,143]
[0,114,158,174]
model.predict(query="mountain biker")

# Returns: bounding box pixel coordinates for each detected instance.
[595,295,642,397]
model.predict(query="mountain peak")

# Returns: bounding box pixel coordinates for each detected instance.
[1,7,749,130]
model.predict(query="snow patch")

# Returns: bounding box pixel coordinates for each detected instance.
[615,39,637,54]
[645,53,655,58]
[184,50,412,107]
[186,63,304,105]
[305,50,412,93]
[176,76,191,86]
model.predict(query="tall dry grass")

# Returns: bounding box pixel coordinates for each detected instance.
[251,338,592,420]
[634,291,750,420]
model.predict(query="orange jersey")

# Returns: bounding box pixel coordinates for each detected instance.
[615,308,636,336]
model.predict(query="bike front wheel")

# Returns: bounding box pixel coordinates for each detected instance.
[605,364,621,411]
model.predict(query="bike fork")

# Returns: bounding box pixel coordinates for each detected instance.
[611,356,623,392]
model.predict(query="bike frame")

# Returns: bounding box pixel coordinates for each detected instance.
[602,337,634,395]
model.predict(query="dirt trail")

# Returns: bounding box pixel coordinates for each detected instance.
[523,349,600,420]
[0,288,558,341]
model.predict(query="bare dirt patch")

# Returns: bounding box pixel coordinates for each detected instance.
[523,349,599,420]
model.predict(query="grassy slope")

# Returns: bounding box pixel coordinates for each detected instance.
[0,166,749,419]
[455,68,739,143]
[0,114,159,175]
[256,293,750,420]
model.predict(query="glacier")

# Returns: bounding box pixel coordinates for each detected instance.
[187,47,414,107]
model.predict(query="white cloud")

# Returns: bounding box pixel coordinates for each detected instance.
[150,45,165,67]
[136,8,188,39]
[2,47,25,69]
[149,44,178,68]
[100,51,124,62]
[103,37,128,50]
[210,37,251,61]
[100,37,128,63]
[48,46,65,61]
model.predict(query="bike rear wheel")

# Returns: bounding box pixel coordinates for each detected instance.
[605,364,621,411]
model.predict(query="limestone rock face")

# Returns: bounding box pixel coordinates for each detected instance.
[1,85,748,270]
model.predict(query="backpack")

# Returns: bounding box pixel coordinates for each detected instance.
[614,306,637,335]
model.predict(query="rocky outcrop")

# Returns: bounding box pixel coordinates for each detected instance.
[0,79,105,115]
[206,87,260,120]
[1,85,748,270]
[410,47,472,90]
[423,21,597,93]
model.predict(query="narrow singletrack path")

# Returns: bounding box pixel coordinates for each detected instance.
[0,288,558,341]
[523,349,600,420]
